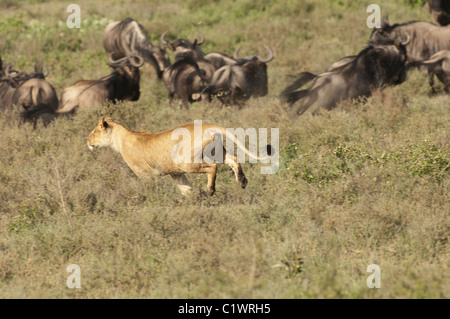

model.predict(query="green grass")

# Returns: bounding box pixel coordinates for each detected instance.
[0,0,448,298]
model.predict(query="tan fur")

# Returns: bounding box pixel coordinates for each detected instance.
[86,118,252,196]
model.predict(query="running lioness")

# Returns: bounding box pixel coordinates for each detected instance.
[87,117,270,196]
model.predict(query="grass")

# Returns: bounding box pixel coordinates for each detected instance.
[0,0,448,298]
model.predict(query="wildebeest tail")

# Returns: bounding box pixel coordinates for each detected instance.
[280,89,310,105]
[139,48,163,79]
[406,55,446,71]
[280,72,317,97]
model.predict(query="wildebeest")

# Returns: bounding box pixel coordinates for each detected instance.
[60,59,143,114]
[160,30,206,61]
[161,57,209,109]
[103,18,170,79]
[428,0,450,26]
[407,50,450,93]
[370,20,450,62]
[160,31,218,106]
[24,59,143,123]
[0,60,19,109]
[161,30,216,82]
[0,60,58,125]
[205,46,274,106]
[370,20,450,90]
[281,37,409,115]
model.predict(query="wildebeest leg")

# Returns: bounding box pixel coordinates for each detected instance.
[444,82,450,94]
[296,92,316,115]
[201,92,211,103]
[428,69,436,93]
[230,88,237,106]
[181,97,190,110]
[224,152,248,189]
[168,93,175,107]
[171,173,193,196]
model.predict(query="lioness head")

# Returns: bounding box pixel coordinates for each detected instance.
[87,117,115,151]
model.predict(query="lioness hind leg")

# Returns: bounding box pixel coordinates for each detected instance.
[224,154,248,189]
[171,174,193,196]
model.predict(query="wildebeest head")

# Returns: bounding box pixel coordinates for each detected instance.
[103,18,170,79]
[109,58,143,101]
[160,31,205,61]
[233,45,274,64]
[0,61,43,88]
[364,36,409,86]
[234,45,274,97]
[428,0,450,26]
[240,57,269,97]
[369,20,413,47]
[106,29,148,70]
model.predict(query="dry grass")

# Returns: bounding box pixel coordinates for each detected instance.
[0,0,448,298]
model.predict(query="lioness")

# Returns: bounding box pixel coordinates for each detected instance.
[87,117,270,196]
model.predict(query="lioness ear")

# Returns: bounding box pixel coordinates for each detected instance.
[102,117,114,130]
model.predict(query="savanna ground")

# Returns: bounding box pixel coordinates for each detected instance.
[0,0,448,298]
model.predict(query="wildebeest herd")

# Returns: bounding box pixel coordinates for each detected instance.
[1,1,449,126]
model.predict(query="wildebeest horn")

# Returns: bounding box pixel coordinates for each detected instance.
[107,53,129,65]
[33,64,49,77]
[233,46,242,60]
[130,55,144,67]
[4,63,11,76]
[257,45,274,63]
[43,66,49,77]
[160,31,169,45]
[130,31,137,51]
[401,33,411,46]
[4,63,15,77]
[196,31,205,45]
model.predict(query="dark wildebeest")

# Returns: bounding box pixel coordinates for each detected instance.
[370,20,450,91]
[160,30,206,61]
[0,61,58,125]
[161,31,216,82]
[205,46,274,106]
[103,18,170,79]
[0,60,19,110]
[428,0,450,26]
[160,31,216,104]
[281,37,409,115]
[59,58,143,113]
[161,57,209,109]
[407,50,450,93]
[370,20,450,62]
[24,58,143,122]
